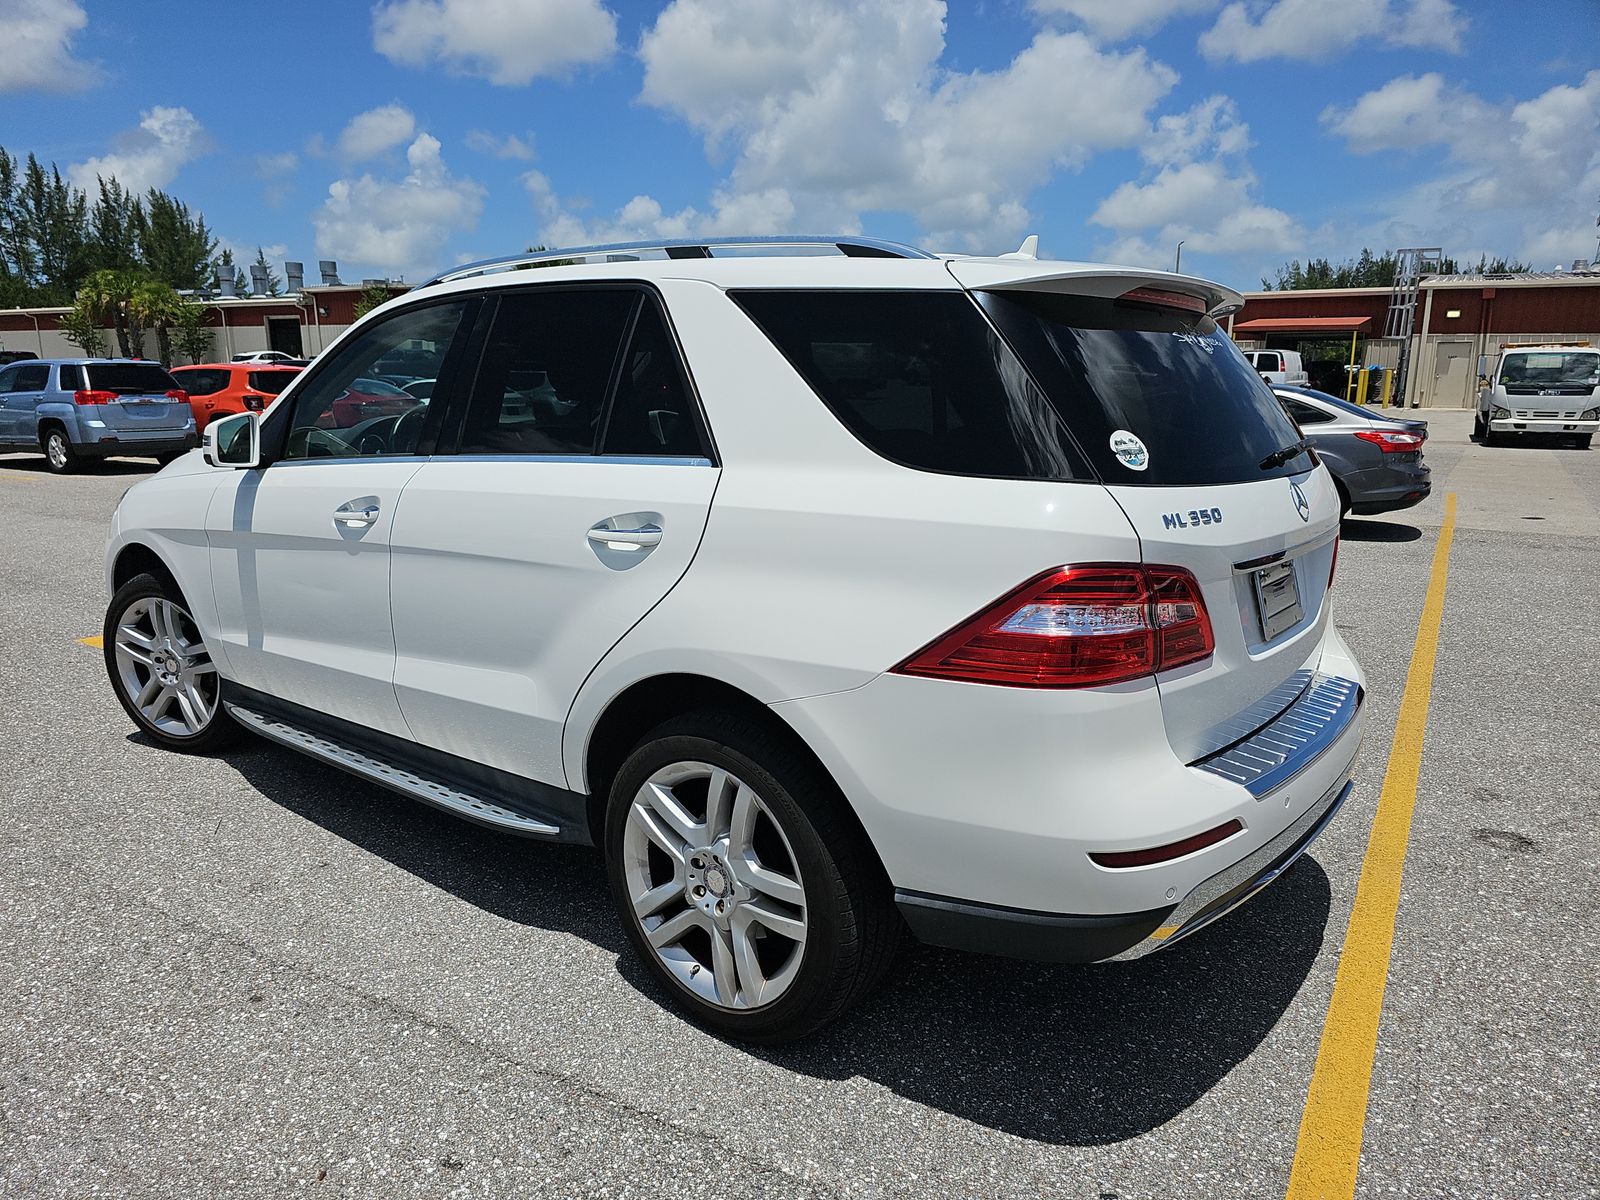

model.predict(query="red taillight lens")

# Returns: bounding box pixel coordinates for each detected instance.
[893,563,1214,688]
[1090,819,1244,868]
[73,389,116,405]
[242,394,266,411]
[165,389,189,404]
[1353,429,1424,453]
[1119,285,1207,313]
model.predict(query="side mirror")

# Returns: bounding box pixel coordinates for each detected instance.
[204,411,260,469]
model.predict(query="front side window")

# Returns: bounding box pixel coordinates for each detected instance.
[0,366,17,392]
[14,364,50,391]
[455,289,636,456]
[281,301,471,460]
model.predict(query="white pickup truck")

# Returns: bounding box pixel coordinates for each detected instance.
[1476,343,1599,448]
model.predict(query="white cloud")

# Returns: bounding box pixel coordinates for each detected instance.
[314,133,485,281]
[1199,0,1465,63]
[1090,96,1301,268]
[636,0,1178,251]
[1030,0,1219,42]
[68,106,208,193]
[523,170,798,249]
[372,0,616,86]
[255,151,298,177]
[0,0,96,92]
[1320,70,1600,267]
[465,130,535,160]
[335,104,416,161]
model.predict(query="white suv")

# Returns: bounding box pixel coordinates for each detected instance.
[102,237,1365,1042]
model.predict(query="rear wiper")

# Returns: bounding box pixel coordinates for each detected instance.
[1259,439,1309,470]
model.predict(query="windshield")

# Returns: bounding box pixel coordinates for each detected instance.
[979,290,1312,484]
[1500,351,1600,387]
[84,363,180,394]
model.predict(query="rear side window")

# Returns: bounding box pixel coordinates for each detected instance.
[455,289,636,456]
[248,371,296,395]
[85,363,179,394]
[57,364,84,391]
[732,290,1089,480]
[978,290,1311,485]
[600,298,705,458]
[1281,397,1334,426]
[14,364,49,390]
[175,369,229,396]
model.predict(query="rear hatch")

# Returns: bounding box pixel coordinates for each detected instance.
[82,362,190,432]
[952,262,1341,762]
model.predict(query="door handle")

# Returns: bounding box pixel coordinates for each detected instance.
[333,504,380,527]
[587,523,662,549]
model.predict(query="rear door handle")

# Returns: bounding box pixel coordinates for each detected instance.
[333,504,380,527]
[587,523,662,548]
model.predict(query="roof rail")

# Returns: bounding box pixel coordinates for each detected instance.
[420,235,935,288]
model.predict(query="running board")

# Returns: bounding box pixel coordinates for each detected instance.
[227,704,562,838]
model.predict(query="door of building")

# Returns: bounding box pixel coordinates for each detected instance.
[1431,341,1475,408]
[266,315,304,357]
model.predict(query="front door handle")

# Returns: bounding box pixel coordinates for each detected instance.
[587,523,662,549]
[333,504,380,527]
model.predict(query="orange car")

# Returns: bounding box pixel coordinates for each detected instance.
[169,362,302,431]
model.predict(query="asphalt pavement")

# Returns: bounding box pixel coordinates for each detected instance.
[1,410,1596,1198]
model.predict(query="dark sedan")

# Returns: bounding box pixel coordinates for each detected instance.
[1274,386,1431,516]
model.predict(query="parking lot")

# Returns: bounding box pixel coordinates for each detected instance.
[1,407,1596,1198]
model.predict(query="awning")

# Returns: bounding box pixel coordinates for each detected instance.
[1232,316,1372,333]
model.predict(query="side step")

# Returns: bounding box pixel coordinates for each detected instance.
[227,704,562,838]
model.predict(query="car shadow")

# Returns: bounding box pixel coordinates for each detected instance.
[1340,518,1422,542]
[0,455,157,476]
[212,734,1331,1146]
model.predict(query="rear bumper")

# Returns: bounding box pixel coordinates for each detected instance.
[892,673,1363,963]
[1341,461,1431,515]
[76,431,198,458]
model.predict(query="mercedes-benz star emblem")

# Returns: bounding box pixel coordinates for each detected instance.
[1290,479,1310,522]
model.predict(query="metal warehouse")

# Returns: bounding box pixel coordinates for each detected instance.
[1227,269,1600,408]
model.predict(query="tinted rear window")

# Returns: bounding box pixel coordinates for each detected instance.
[731,290,1089,480]
[249,370,296,395]
[978,290,1311,484]
[85,363,180,394]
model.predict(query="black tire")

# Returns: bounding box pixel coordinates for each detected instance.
[41,426,76,474]
[1334,479,1352,519]
[1575,434,1591,450]
[103,572,241,753]
[604,709,899,1043]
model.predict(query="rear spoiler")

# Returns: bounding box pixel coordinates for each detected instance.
[944,260,1244,319]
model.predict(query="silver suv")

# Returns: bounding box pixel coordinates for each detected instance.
[0,358,197,473]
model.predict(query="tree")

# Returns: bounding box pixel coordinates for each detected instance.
[17,154,90,303]
[140,189,215,291]
[76,269,135,356]
[89,176,144,273]
[59,293,107,357]
[127,278,183,364]
[171,300,215,364]
[1262,247,1531,289]
[352,282,392,319]
[249,246,282,296]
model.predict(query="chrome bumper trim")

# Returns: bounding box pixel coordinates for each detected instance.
[1110,775,1353,961]
[1193,673,1362,798]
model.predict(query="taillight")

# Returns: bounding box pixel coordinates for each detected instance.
[1353,429,1424,452]
[74,389,116,405]
[1119,285,1208,314]
[165,389,189,404]
[242,394,266,411]
[893,564,1214,688]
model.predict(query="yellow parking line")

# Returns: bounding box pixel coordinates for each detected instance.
[79,635,103,648]
[1286,492,1457,1199]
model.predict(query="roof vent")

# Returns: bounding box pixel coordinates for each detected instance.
[285,261,304,293]
[318,260,340,286]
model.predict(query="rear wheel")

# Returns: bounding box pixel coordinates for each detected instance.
[103,572,240,753]
[41,427,76,474]
[604,711,898,1043]
[1334,479,1352,519]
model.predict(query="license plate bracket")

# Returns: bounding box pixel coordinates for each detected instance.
[1253,560,1303,641]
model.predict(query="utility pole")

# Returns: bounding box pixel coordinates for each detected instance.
[1174,240,1185,273]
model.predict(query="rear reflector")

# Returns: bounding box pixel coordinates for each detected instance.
[74,389,116,405]
[1353,429,1424,452]
[1119,285,1207,314]
[893,563,1214,688]
[1090,819,1243,869]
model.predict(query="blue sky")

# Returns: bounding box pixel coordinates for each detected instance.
[3,0,1597,291]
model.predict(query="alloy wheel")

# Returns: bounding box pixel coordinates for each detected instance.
[46,433,68,470]
[622,761,809,1010]
[112,596,219,737]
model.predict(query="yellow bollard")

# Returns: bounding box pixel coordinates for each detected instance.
[1356,369,1370,406]
[1381,369,1394,408]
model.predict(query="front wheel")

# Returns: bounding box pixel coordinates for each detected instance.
[604,711,899,1043]
[103,573,240,752]
[1575,434,1592,450]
